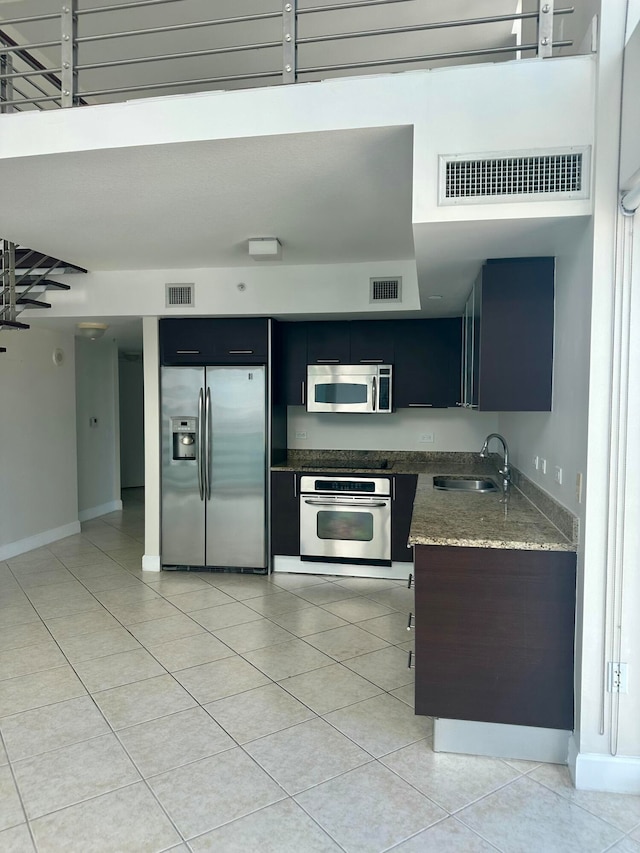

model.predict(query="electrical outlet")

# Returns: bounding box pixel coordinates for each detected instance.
[419,432,434,443]
[533,455,539,470]
[554,466,563,485]
[540,458,547,475]
[576,472,583,504]
[607,661,628,693]
[295,431,307,440]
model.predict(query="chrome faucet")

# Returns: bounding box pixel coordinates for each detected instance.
[480,433,511,500]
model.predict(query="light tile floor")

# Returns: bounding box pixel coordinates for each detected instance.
[1,489,639,852]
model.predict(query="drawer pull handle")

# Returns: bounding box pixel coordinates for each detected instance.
[228,350,253,354]
[176,350,200,354]
[408,403,433,408]
[408,650,415,669]
[407,612,414,631]
[407,573,413,589]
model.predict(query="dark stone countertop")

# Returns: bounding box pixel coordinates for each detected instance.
[271,451,577,552]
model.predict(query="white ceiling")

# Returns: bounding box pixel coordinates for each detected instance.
[0,126,415,270]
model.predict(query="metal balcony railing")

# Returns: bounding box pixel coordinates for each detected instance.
[0,1,574,112]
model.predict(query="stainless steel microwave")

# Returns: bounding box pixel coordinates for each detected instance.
[306,364,393,414]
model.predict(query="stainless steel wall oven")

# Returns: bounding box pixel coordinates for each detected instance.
[299,475,391,565]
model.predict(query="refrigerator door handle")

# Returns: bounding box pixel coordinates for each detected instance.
[197,388,205,501]
[205,386,212,500]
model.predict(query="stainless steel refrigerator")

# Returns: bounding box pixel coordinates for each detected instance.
[161,365,267,571]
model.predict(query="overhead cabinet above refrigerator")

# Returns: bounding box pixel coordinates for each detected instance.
[161,364,267,572]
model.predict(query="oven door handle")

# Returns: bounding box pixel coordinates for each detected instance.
[302,499,388,507]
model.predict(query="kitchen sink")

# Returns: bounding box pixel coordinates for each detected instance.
[433,476,498,493]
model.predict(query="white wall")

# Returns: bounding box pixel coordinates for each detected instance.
[567,4,640,790]
[0,56,595,195]
[39,260,420,320]
[288,407,498,452]
[118,354,145,488]
[75,336,122,520]
[0,327,80,559]
[499,218,593,517]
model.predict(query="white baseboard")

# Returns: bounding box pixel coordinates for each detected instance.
[0,521,82,561]
[433,718,571,764]
[142,554,161,572]
[78,500,123,522]
[272,554,412,581]
[568,734,640,793]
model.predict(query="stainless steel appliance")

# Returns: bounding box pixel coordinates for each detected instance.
[161,365,267,571]
[306,364,393,413]
[299,475,391,565]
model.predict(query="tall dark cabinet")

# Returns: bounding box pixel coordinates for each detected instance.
[462,257,555,412]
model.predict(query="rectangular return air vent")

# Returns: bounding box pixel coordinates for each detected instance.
[439,147,590,205]
[166,283,194,307]
[370,277,402,303]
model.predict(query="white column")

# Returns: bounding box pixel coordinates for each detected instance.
[570,8,640,792]
[142,316,161,571]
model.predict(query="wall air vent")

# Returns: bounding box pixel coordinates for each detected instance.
[370,277,402,303]
[439,147,590,205]
[166,283,194,307]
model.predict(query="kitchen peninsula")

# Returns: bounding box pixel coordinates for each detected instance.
[271,449,578,765]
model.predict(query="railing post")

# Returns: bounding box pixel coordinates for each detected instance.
[61,0,78,107]
[538,0,555,57]
[282,0,297,84]
[0,52,14,114]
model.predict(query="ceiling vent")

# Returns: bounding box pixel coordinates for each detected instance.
[439,147,590,205]
[166,283,194,308]
[370,277,402,303]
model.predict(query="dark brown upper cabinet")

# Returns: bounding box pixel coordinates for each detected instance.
[159,318,269,365]
[349,320,396,364]
[275,318,462,408]
[305,321,351,364]
[273,322,308,406]
[393,318,462,409]
[462,257,555,411]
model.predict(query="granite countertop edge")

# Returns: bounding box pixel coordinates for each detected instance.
[408,473,575,553]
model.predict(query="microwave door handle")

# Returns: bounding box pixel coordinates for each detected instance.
[372,376,377,411]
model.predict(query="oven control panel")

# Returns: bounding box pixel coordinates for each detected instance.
[299,475,391,496]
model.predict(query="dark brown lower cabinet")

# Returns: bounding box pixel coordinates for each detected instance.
[270,472,299,556]
[391,475,417,562]
[414,545,576,730]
